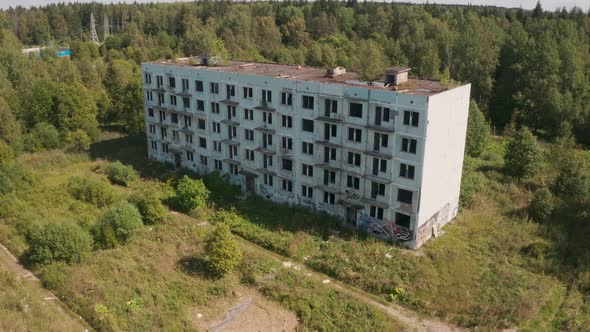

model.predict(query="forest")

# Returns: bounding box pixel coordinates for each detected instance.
[0,1,589,331]
[0,0,589,148]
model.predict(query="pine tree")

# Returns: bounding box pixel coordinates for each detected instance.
[504,127,542,179]
[465,100,491,157]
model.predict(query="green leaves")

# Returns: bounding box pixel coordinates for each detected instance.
[206,223,242,278]
[27,223,92,266]
[172,175,210,213]
[504,127,542,179]
[466,100,491,157]
[93,201,143,249]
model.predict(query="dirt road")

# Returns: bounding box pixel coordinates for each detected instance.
[0,243,91,331]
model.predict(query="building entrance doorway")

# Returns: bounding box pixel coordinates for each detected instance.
[245,175,255,194]
[346,207,358,227]
[173,153,181,168]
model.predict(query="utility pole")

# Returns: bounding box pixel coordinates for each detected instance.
[90,13,100,45]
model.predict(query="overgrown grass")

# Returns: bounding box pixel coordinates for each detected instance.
[0,141,407,331]
[3,133,589,330]
[0,266,86,331]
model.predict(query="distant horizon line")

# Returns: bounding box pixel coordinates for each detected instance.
[1,0,589,12]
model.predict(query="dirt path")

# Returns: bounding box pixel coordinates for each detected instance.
[0,243,91,331]
[235,237,462,332]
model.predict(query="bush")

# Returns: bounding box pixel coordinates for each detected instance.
[26,222,92,266]
[37,262,69,290]
[173,175,210,213]
[206,223,242,278]
[129,184,167,224]
[553,151,589,201]
[67,176,116,207]
[106,161,138,186]
[203,171,241,204]
[25,123,61,152]
[504,127,542,179]
[481,151,502,163]
[93,201,143,248]
[528,188,554,222]
[0,139,14,167]
[65,129,91,152]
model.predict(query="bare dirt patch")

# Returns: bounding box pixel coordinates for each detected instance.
[189,288,298,332]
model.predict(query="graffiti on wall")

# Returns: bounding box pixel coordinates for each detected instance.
[258,184,271,198]
[345,189,361,200]
[358,213,413,242]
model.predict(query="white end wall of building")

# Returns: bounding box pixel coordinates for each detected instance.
[415,84,471,248]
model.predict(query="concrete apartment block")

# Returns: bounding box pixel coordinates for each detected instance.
[141,58,471,249]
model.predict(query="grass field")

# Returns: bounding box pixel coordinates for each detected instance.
[0,132,588,331]
[0,133,406,331]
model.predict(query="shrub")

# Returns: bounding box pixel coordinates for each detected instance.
[25,123,61,152]
[206,223,242,278]
[481,151,502,163]
[528,188,554,222]
[26,222,92,265]
[173,175,210,213]
[504,127,542,179]
[553,151,589,201]
[67,176,116,207]
[37,262,69,290]
[203,171,241,204]
[0,139,14,167]
[106,161,138,186]
[465,100,491,157]
[65,129,91,152]
[129,184,167,224]
[93,201,143,248]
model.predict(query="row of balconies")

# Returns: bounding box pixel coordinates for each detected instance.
[145,93,401,133]
[147,116,402,160]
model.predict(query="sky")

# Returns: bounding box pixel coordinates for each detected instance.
[0,0,589,11]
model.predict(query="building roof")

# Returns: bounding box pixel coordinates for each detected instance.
[143,58,462,96]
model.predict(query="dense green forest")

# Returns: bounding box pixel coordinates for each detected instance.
[0,0,589,148]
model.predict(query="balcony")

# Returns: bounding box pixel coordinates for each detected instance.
[313,184,340,194]
[279,148,293,156]
[363,173,392,184]
[254,100,275,112]
[366,123,395,133]
[175,89,191,97]
[255,145,276,154]
[314,162,341,172]
[180,126,193,133]
[221,138,241,146]
[361,197,389,209]
[221,119,240,126]
[254,126,275,134]
[365,149,393,159]
[278,167,294,178]
[220,99,239,106]
[316,113,343,123]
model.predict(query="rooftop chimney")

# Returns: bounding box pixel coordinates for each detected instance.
[384,67,411,85]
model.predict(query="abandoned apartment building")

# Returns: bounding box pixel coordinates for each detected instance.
[141,56,471,249]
